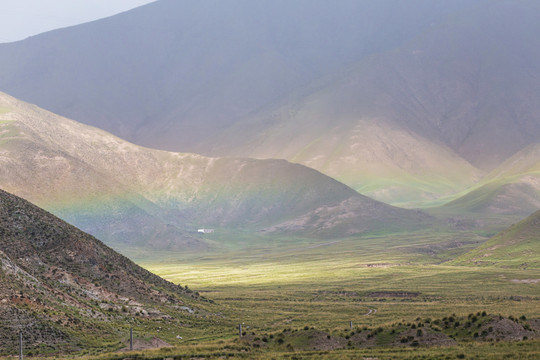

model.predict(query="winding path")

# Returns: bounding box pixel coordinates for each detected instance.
[364,308,377,316]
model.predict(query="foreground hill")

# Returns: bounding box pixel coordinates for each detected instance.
[0,92,431,251]
[0,188,202,354]
[452,209,540,268]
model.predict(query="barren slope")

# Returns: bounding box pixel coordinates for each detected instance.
[0,188,201,354]
[0,92,432,251]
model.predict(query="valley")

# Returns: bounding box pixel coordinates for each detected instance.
[2,227,537,359]
[0,0,539,358]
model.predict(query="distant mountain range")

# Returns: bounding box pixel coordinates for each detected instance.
[8,0,540,205]
[0,92,431,251]
[0,187,201,354]
[0,0,538,223]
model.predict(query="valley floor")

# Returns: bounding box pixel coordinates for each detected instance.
[5,231,539,359]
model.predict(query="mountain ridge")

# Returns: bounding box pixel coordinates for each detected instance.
[0,0,499,206]
[0,92,432,251]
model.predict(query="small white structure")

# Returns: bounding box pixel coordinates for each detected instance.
[197,228,214,233]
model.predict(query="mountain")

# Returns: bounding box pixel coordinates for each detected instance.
[196,0,540,204]
[197,69,483,206]
[0,187,202,354]
[0,0,493,206]
[440,143,540,217]
[2,1,540,206]
[0,0,479,150]
[0,92,431,251]
[451,209,540,268]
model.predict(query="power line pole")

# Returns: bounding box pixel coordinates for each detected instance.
[19,331,23,360]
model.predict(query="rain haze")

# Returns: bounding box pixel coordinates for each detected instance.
[0,0,156,42]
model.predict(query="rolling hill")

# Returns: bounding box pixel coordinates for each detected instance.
[0,187,203,354]
[439,143,540,217]
[452,209,540,268]
[0,92,432,252]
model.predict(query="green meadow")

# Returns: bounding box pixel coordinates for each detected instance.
[3,227,538,359]
[85,228,537,359]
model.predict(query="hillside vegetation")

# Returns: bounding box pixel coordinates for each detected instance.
[439,143,540,217]
[452,209,540,268]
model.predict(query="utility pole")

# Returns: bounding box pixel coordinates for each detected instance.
[19,331,23,360]
[350,320,353,330]
[238,324,242,338]
[130,328,133,351]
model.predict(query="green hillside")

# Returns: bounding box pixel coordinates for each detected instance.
[451,210,540,268]
[438,143,540,217]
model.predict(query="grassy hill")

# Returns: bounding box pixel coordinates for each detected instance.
[0,188,206,355]
[451,209,540,268]
[0,92,432,253]
[438,143,540,217]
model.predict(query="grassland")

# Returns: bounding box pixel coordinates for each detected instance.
[3,229,539,359]
[126,230,537,358]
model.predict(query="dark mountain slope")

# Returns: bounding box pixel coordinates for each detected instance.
[199,0,540,201]
[0,188,202,354]
[0,0,480,151]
